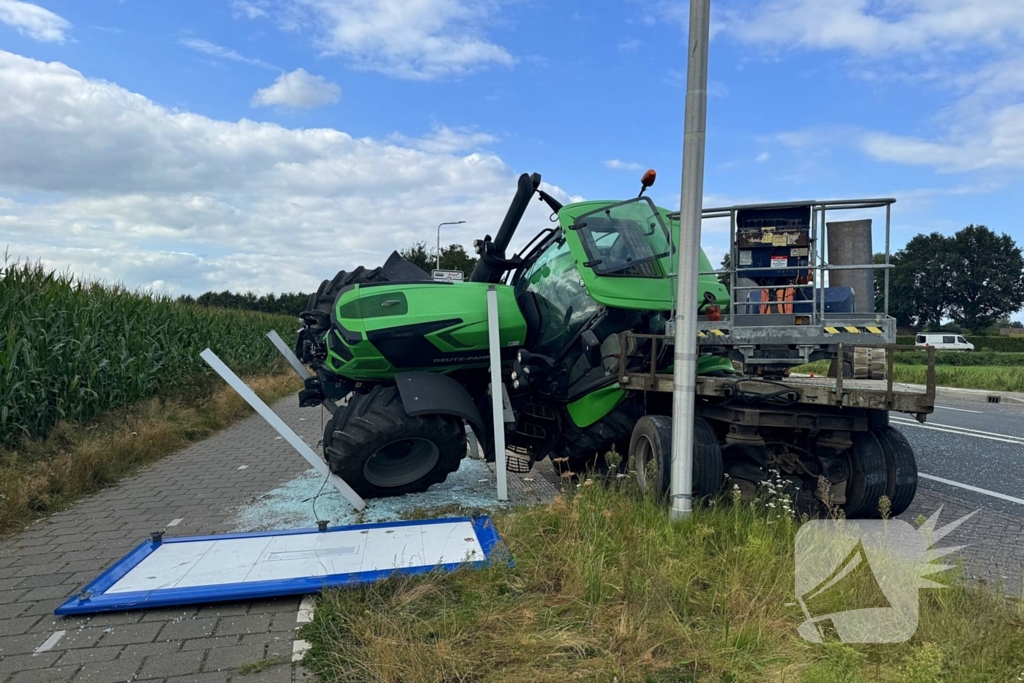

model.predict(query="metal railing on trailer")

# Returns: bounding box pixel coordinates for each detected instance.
[669,199,901,370]
[617,334,936,420]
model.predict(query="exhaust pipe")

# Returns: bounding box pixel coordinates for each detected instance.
[470,172,541,283]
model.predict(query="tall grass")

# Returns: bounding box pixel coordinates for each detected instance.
[302,482,1024,682]
[0,262,297,447]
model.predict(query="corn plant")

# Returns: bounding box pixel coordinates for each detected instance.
[0,262,298,447]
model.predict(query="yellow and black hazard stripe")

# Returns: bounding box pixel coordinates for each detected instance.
[697,329,730,338]
[823,325,884,335]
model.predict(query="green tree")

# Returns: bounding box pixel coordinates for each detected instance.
[399,242,432,272]
[887,233,956,328]
[946,225,1024,332]
[400,241,478,277]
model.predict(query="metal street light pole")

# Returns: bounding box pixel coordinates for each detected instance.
[436,221,466,270]
[670,0,711,522]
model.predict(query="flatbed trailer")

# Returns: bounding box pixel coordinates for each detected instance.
[619,335,936,517]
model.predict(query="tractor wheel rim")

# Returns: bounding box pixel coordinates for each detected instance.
[363,438,440,488]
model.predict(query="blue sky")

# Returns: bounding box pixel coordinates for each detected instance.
[1,0,1022,318]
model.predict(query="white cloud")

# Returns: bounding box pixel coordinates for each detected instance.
[861,104,1024,172]
[0,49,572,295]
[0,0,69,42]
[706,2,1024,175]
[754,152,769,163]
[604,159,643,171]
[179,37,276,69]
[718,0,1024,56]
[618,39,641,53]
[252,68,340,108]
[388,125,496,154]
[230,0,268,19]
[242,0,515,80]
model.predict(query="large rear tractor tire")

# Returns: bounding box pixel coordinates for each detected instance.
[628,416,724,503]
[307,266,387,316]
[842,431,888,519]
[870,425,918,517]
[323,386,466,498]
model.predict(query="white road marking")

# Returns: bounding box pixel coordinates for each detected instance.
[292,594,316,662]
[167,519,182,527]
[292,639,311,662]
[296,595,315,624]
[919,473,1024,506]
[891,418,1024,446]
[34,630,65,655]
[934,405,982,414]
[237,465,248,470]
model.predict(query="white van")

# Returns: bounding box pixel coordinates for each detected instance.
[915,333,974,351]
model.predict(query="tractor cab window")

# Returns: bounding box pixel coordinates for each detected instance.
[573,198,671,278]
[513,236,600,357]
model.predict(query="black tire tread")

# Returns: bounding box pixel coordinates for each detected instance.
[871,424,918,516]
[323,385,465,498]
[307,266,387,314]
[626,415,723,501]
[555,399,642,474]
[842,431,888,519]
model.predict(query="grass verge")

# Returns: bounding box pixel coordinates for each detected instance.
[794,361,1024,393]
[301,482,1024,682]
[0,368,301,534]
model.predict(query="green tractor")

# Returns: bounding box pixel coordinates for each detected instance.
[296,172,924,518]
[296,172,728,495]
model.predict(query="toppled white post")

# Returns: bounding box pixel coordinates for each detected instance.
[200,348,366,512]
[486,286,508,501]
[266,330,312,380]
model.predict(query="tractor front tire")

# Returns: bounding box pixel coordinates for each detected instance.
[323,386,466,498]
[553,401,641,477]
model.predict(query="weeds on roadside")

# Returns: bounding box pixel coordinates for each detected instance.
[301,472,1024,682]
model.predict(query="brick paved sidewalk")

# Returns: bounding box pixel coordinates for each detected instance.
[0,400,326,683]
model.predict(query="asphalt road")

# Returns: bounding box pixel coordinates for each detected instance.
[892,398,1024,517]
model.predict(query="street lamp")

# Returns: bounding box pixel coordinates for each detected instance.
[670,0,711,521]
[436,221,466,270]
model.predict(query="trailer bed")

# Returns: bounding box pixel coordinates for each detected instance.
[617,335,936,418]
[618,372,933,416]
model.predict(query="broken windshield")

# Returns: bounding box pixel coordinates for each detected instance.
[573,198,671,277]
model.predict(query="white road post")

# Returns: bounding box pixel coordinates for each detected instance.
[486,285,509,501]
[670,0,712,521]
[200,349,366,512]
[266,330,312,380]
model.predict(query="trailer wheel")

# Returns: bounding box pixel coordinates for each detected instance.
[628,416,723,502]
[842,431,888,518]
[870,425,918,517]
[323,385,466,498]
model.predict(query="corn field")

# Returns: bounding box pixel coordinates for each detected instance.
[0,263,299,448]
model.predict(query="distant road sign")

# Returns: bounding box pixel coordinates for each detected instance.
[432,269,465,282]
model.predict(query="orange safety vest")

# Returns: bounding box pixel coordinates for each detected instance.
[760,287,795,315]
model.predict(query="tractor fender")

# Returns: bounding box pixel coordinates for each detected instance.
[395,372,487,446]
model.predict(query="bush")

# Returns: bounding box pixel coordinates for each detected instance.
[0,263,297,447]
